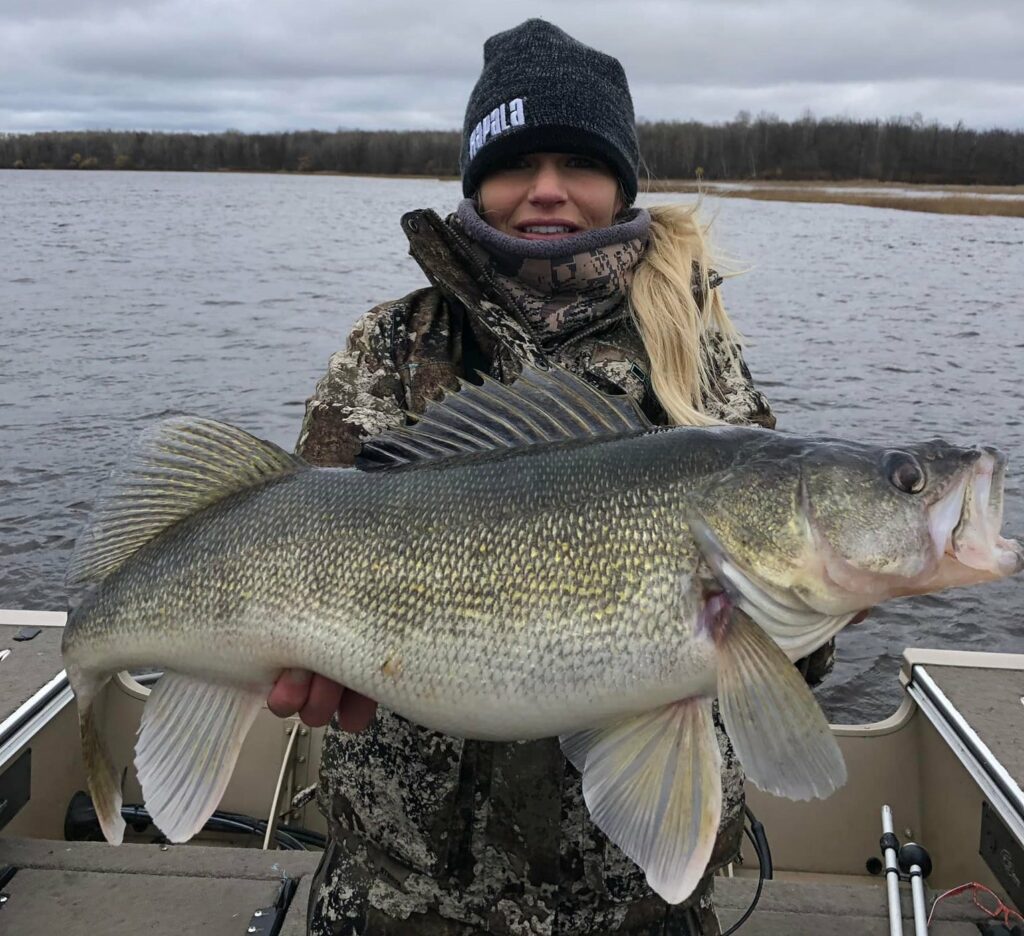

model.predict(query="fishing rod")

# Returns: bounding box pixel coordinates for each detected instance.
[880,804,933,936]
[881,805,904,936]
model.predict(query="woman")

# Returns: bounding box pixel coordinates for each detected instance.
[268,19,829,935]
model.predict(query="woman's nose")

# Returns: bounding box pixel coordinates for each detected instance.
[528,163,568,205]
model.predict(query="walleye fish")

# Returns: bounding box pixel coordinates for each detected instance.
[62,365,1023,904]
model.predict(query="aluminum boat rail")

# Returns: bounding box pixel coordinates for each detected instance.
[0,610,70,772]
[903,649,1024,847]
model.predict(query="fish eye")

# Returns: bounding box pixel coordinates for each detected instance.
[884,451,926,494]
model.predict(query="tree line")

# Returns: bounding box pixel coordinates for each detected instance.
[1,115,1021,185]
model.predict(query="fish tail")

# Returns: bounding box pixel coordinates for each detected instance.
[74,675,126,844]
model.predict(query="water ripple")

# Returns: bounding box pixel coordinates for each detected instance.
[2,171,1022,721]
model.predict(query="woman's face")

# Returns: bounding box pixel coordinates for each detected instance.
[478,152,623,242]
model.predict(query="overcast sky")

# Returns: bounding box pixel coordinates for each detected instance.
[2,0,1021,134]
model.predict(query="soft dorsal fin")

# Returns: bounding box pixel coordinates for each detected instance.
[357,364,652,471]
[67,417,305,587]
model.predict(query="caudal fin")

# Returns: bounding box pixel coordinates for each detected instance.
[560,698,722,904]
[75,678,126,844]
[135,672,268,843]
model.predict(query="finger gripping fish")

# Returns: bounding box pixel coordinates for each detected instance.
[62,365,1023,904]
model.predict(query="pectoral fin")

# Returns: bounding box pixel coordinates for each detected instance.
[559,698,722,904]
[135,672,269,843]
[717,609,846,800]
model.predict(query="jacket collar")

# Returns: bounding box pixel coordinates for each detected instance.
[400,208,545,373]
[401,208,646,361]
[401,209,534,334]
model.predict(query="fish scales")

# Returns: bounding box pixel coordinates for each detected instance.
[61,364,1023,903]
[65,427,753,740]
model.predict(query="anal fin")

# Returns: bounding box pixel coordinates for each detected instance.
[717,609,847,800]
[560,698,722,905]
[135,672,268,843]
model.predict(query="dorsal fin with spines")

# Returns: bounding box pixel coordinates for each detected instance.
[357,364,652,471]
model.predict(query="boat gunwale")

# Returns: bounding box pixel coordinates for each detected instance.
[906,660,1024,845]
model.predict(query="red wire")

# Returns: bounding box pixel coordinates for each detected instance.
[927,881,1024,927]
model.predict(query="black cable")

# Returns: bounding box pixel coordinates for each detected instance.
[66,795,324,851]
[744,805,773,880]
[120,804,309,849]
[214,809,327,848]
[279,825,328,848]
[721,807,769,936]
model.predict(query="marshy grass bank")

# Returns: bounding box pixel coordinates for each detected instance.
[644,179,1024,217]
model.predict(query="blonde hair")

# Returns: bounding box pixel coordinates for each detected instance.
[629,203,741,426]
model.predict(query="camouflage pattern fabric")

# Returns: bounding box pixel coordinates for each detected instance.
[472,234,647,341]
[298,208,813,935]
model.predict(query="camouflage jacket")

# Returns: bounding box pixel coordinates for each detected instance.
[299,209,780,936]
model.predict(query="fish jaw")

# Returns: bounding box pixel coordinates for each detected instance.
[948,448,1022,575]
[894,448,1022,595]
[689,444,1022,658]
[802,447,1022,607]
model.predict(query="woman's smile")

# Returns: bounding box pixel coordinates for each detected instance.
[478,152,623,240]
[513,217,583,240]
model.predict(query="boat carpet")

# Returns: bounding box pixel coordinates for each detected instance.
[0,836,320,935]
[717,876,983,934]
[926,662,1024,786]
[1,837,989,935]
[0,623,64,727]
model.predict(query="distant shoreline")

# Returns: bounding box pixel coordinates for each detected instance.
[7,166,1022,217]
[643,179,1024,218]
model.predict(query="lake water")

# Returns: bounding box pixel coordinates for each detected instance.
[2,169,1022,722]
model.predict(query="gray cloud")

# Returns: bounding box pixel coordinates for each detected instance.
[1,0,1021,133]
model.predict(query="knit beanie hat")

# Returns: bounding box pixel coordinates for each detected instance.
[460,19,640,204]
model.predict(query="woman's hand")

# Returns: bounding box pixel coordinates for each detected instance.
[267,670,378,732]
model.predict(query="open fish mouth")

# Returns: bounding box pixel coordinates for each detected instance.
[932,447,1023,579]
[690,445,1023,660]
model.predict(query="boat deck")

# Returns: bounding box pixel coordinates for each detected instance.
[919,656,1024,783]
[0,619,66,727]
[717,875,979,934]
[0,837,321,935]
[0,838,983,934]
[0,616,1020,933]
